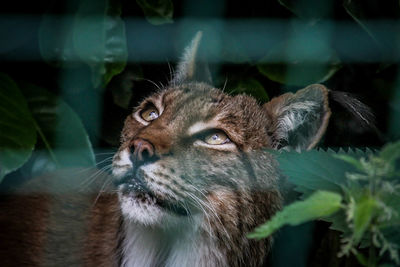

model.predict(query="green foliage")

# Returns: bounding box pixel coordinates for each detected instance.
[19,82,96,168]
[39,0,128,88]
[136,0,174,25]
[277,0,331,20]
[257,30,342,87]
[252,142,400,266]
[0,74,37,182]
[0,74,95,181]
[227,78,269,103]
[74,0,128,88]
[248,191,342,239]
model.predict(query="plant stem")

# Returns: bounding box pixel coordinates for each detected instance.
[33,120,60,167]
[368,233,377,267]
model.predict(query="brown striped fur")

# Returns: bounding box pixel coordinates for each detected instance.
[0,169,121,266]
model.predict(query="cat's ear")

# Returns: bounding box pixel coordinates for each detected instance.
[170,31,212,86]
[263,84,331,150]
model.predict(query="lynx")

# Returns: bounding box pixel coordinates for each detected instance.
[1,32,334,266]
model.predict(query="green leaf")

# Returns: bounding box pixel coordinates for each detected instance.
[271,149,374,196]
[19,82,95,168]
[136,0,174,25]
[227,78,269,103]
[257,23,341,87]
[271,150,350,194]
[353,195,378,243]
[379,141,400,165]
[248,191,342,239]
[277,0,331,20]
[333,154,364,172]
[73,0,128,88]
[38,12,78,68]
[388,84,400,141]
[111,65,143,109]
[0,73,37,182]
[343,0,381,47]
[257,43,341,86]
[325,209,351,234]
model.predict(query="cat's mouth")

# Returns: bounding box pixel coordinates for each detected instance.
[115,175,189,217]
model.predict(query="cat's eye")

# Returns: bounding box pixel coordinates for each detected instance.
[141,106,159,121]
[204,131,230,145]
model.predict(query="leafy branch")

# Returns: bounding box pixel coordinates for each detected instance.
[248,142,400,266]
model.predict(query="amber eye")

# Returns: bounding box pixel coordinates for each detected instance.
[141,106,159,121]
[204,131,230,145]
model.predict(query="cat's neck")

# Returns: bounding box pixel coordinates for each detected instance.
[120,216,227,267]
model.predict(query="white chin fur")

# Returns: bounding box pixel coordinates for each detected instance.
[118,192,165,226]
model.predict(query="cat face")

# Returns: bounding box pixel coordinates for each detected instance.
[112,32,331,232]
[112,83,281,226]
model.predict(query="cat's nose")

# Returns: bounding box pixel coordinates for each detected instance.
[130,138,155,163]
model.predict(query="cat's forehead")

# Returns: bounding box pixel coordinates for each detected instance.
[147,83,228,121]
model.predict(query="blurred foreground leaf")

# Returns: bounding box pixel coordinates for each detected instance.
[111,66,143,109]
[19,83,95,168]
[248,191,342,239]
[258,41,341,86]
[39,0,128,88]
[257,22,342,86]
[343,0,380,47]
[270,148,373,195]
[278,0,331,20]
[0,73,36,182]
[73,0,128,88]
[272,145,400,265]
[39,14,78,68]
[136,0,174,25]
[353,195,378,243]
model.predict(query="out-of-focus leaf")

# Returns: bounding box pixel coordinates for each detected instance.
[271,149,374,196]
[379,141,400,165]
[248,191,342,239]
[325,209,351,234]
[39,0,127,87]
[343,0,400,58]
[19,82,95,168]
[343,0,380,46]
[136,0,174,25]
[0,73,36,182]
[257,40,341,86]
[73,0,128,88]
[39,13,78,68]
[277,0,331,20]
[380,193,400,237]
[388,82,400,141]
[271,149,351,194]
[111,66,143,109]
[353,195,377,243]
[333,154,364,172]
[220,34,251,63]
[227,78,269,103]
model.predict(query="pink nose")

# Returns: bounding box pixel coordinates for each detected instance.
[130,138,154,162]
